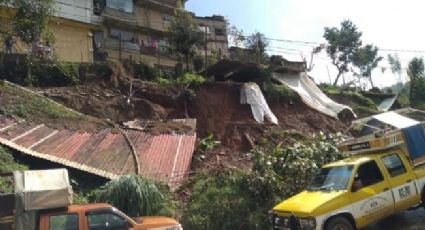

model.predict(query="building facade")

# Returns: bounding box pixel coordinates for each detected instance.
[93,0,180,70]
[0,0,98,63]
[0,0,229,69]
[195,15,229,59]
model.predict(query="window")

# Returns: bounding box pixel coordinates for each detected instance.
[163,15,173,23]
[110,28,135,42]
[49,213,78,230]
[199,25,211,34]
[215,28,225,36]
[382,154,407,177]
[106,0,133,13]
[308,165,354,191]
[355,160,384,188]
[87,210,129,230]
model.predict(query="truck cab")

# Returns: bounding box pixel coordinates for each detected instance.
[272,119,425,230]
[38,203,182,230]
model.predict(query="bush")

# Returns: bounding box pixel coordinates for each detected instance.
[0,146,28,193]
[251,132,345,198]
[183,132,344,230]
[198,134,220,152]
[183,170,274,230]
[95,175,172,217]
[176,73,206,86]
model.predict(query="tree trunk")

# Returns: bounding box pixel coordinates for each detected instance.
[333,71,342,86]
[369,74,374,88]
[185,54,190,73]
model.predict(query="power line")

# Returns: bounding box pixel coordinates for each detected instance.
[231,32,425,54]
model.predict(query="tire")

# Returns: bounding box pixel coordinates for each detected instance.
[325,216,354,230]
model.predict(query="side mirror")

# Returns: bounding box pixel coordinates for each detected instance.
[351,180,363,192]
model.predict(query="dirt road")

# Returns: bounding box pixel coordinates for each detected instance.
[364,208,425,230]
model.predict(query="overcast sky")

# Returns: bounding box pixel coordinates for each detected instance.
[187,0,425,88]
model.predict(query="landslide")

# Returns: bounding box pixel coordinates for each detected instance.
[38,81,350,152]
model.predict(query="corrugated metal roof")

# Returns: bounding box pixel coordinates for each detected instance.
[0,117,196,187]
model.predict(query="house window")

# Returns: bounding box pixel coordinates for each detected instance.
[199,26,211,34]
[110,28,135,42]
[163,15,173,23]
[106,0,133,13]
[215,28,225,36]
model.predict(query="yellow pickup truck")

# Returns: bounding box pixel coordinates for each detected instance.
[271,118,425,230]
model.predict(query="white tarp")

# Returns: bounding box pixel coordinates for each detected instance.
[378,96,397,112]
[273,72,356,119]
[14,169,73,211]
[241,83,278,124]
[372,111,420,129]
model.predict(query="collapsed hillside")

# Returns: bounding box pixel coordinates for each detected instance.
[38,81,350,152]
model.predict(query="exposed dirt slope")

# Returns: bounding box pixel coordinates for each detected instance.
[38,82,349,152]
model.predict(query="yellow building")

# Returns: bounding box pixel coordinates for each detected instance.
[0,1,97,63]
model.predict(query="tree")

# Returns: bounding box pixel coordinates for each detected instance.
[245,32,269,64]
[407,57,425,105]
[168,8,204,72]
[324,20,362,85]
[96,175,165,217]
[13,0,55,56]
[387,54,402,92]
[352,44,383,88]
[227,24,245,47]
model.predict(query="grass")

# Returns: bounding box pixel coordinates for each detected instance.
[0,146,28,193]
[0,81,107,131]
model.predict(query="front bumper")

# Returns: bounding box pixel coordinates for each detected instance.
[272,214,317,230]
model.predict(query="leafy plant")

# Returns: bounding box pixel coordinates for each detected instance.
[95,175,166,217]
[198,134,220,152]
[176,73,206,86]
[183,132,345,230]
[0,146,28,193]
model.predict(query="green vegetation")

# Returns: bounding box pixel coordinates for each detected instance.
[324,20,362,85]
[96,175,174,217]
[320,84,379,116]
[168,4,204,72]
[183,132,344,230]
[0,81,79,120]
[198,134,220,152]
[176,73,206,86]
[0,81,104,131]
[0,146,28,193]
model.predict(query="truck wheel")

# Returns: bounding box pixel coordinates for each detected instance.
[325,216,354,230]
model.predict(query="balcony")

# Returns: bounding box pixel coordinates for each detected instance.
[101,38,177,59]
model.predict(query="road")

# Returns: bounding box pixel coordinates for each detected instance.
[364,208,425,230]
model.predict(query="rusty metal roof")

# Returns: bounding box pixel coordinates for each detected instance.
[0,117,196,187]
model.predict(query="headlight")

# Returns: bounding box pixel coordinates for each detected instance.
[273,215,289,228]
[298,217,316,230]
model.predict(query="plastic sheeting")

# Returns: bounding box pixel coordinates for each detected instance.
[402,124,425,165]
[378,96,397,112]
[372,111,420,129]
[240,83,278,124]
[273,72,356,119]
[14,169,73,211]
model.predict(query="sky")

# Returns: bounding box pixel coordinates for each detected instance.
[186,0,425,88]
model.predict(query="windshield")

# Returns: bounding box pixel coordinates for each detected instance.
[307,165,354,191]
